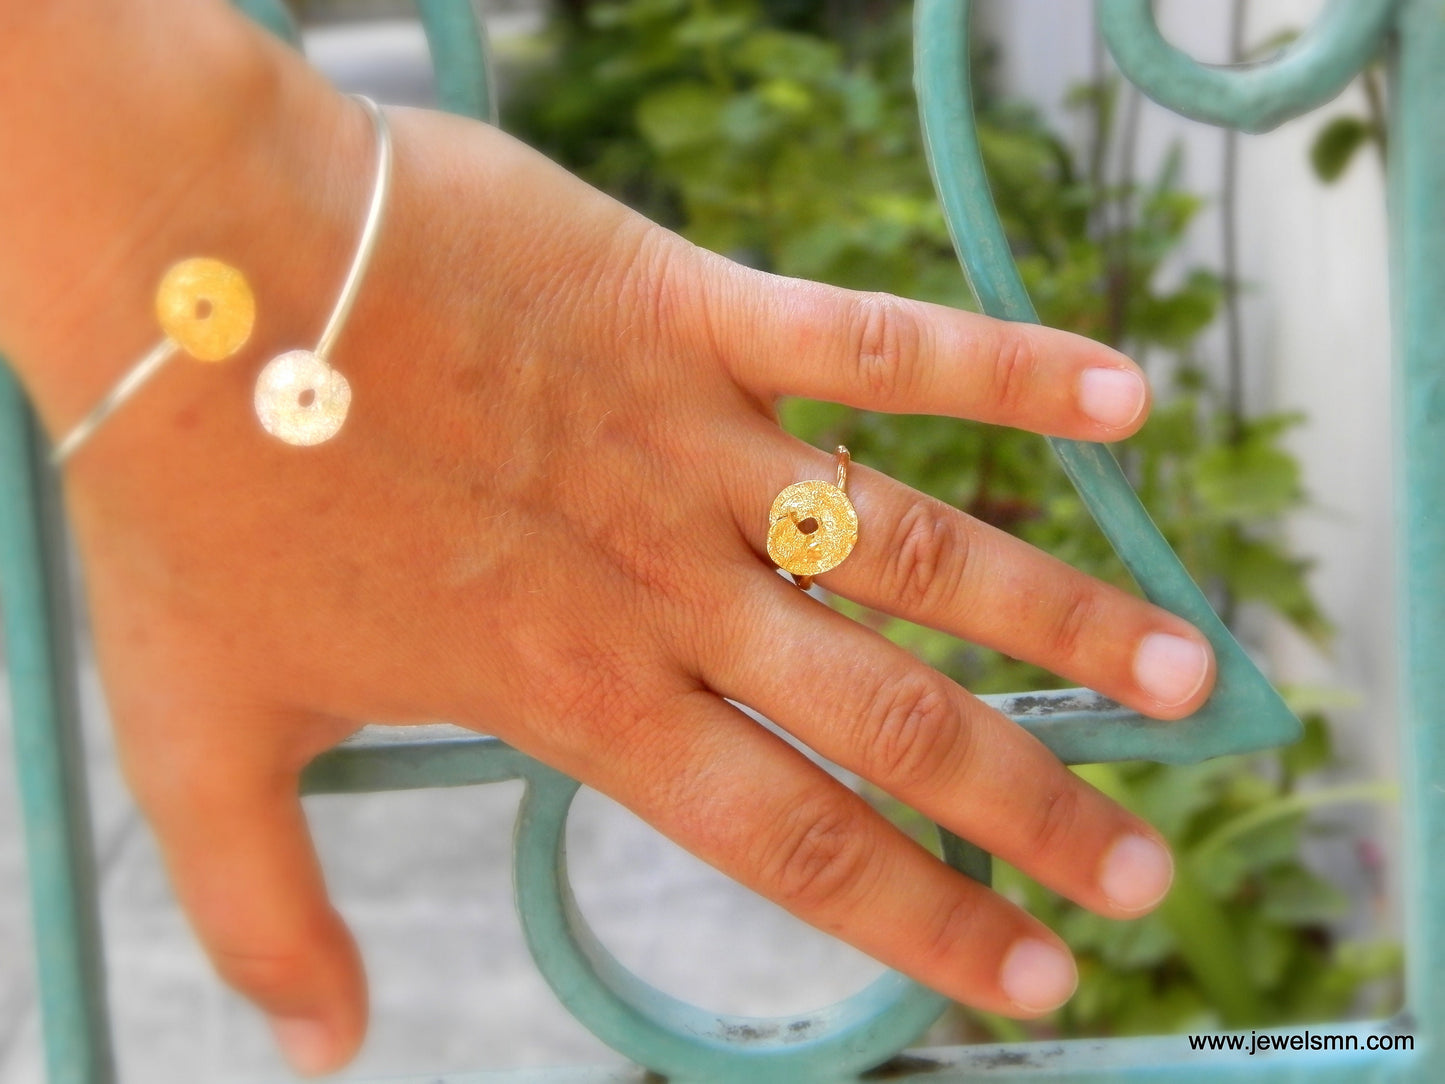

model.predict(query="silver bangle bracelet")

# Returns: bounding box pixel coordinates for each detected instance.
[51,94,393,465]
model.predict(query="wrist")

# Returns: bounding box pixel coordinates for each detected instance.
[0,3,369,457]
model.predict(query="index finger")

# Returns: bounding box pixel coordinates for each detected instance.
[710,269,1149,439]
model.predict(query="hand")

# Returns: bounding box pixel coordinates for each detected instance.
[7,17,1213,1077]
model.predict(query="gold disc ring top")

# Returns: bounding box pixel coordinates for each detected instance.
[767,446,859,589]
[154,257,256,362]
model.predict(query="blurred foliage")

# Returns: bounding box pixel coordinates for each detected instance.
[1311,99,1387,184]
[1259,26,1390,185]
[506,0,1400,1039]
[977,711,1398,1038]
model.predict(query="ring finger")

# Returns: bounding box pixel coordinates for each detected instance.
[726,429,1214,720]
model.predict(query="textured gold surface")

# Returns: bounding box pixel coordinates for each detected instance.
[254,350,351,446]
[154,258,255,362]
[767,479,859,577]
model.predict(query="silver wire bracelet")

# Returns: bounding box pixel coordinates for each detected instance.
[52,94,393,464]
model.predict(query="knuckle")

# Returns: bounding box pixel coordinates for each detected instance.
[921,892,985,970]
[598,688,698,792]
[850,293,922,403]
[1025,782,1084,860]
[613,225,696,355]
[211,943,314,1007]
[1046,590,1097,663]
[531,638,662,750]
[885,498,970,611]
[990,330,1039,416]
[761,797,875,911]
[859,672,962,794]
[690,246,748,370]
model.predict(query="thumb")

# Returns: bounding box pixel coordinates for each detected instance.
[124,708,366,1077]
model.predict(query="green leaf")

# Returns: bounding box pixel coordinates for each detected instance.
[838,72,885,131]
[1103,914,1177,969]
[1190,440,1303,521]
[1279,713,1335,778]
[1158,864,1267,1025]
[636,82,725,151]
[1128,759,1238,838]
[1279,685,1361,716]
[1243,921,1295,989]
[756,77,814,116]
[735,28,840,81]
[1221,536,1333,643]
[1311,115,1373,183]
[1259,865,1351,925]
[1131,271,1221,345]
[672,12,751,47]
[587,0,690,29]
[1110,985,1213,1037]
[776,222,851,278]
[718,91,782,146]
[1221,814,1304,872]
[778,397,853,442]
[1332,939,1405,984]
[1191,842,1247,897]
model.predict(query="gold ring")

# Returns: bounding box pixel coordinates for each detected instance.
[767,445,859,590]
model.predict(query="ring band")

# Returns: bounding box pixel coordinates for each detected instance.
[767,445,859,590]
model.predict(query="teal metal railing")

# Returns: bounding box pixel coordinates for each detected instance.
[1,0,1430,1080]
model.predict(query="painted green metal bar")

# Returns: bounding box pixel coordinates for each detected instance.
[302,726,531,794]
[915,0,1300,768]
[231,0,495,120]
[416,0,498,124]
[303,686,1212,796]
[1098,0,1399,134]
[231,0,300,46]
[510,768,948,1083]
[1389,0,1445,1051]
[0,365,114,1084]
[307,726,955,1080]
[341,1026,1421,1084]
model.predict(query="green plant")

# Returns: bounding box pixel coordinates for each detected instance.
[1237,27,1385,185]
[506,0,1400,1038]
[1310,63,1388,184]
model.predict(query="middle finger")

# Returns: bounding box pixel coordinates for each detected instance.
[729,434,1215,720]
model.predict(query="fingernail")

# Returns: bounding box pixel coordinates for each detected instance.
[270,1016,336,1077]
[1079,368,1147,429]
[1100,833,1174,913]
[1133,632,1210,708]
[999,938,1077,1012]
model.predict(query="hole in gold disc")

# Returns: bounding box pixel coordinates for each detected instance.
[194,298,213,320]
[796,517,820,535]
[297,388,316,408]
